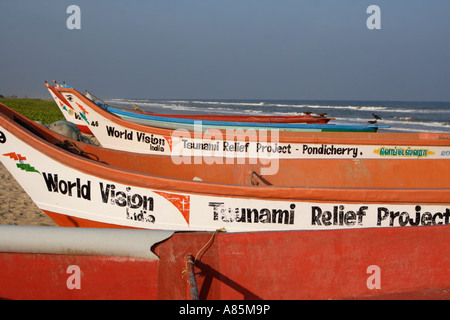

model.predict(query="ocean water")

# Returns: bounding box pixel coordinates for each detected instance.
[106,98,450,133]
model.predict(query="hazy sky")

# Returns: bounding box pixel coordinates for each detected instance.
[1,0,449,101]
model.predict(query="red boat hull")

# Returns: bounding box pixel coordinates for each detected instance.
[1,212,448,300]
[0,252,160,300]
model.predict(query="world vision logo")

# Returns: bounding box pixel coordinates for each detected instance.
[3,152,40,174]
[154,191,190,225]
[164,136,173,152]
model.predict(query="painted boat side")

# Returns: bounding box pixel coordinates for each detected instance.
[47,84,93,135]
[45,85,450,160]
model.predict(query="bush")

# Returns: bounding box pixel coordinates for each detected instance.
[0,98,65,124]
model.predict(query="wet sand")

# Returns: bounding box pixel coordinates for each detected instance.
[0,162,57,226]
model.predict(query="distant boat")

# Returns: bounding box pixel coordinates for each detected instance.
[107,101,336,124]
[109,106,379,132]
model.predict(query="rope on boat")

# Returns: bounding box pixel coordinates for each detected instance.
[194,228,226,262]
[186,255,199,300]
[181,228,226,299]
[57,140,100,162]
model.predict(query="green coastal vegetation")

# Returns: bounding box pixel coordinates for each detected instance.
[0,98,64,124]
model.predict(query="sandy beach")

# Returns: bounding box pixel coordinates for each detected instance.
[0,162,57,226]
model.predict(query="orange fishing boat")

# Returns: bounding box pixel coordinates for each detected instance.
[0,102,449,299]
